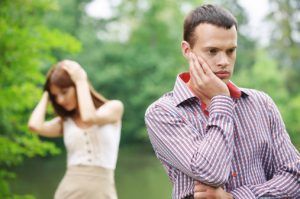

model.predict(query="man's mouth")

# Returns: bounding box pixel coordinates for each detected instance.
[214,71,230,79]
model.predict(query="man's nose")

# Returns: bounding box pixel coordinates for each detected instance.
[217,52,230,67]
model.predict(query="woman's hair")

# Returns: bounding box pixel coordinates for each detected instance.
[44,61,107,118]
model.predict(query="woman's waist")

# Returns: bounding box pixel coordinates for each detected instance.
[66,165,115,178]
[66,151,119,169]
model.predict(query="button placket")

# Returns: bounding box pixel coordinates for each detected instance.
[84,130,93,163]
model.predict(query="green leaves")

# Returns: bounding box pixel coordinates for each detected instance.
[0,0,80,198]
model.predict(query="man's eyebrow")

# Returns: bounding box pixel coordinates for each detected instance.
[203,46,237,50]
[203,47,220,50]
[228,46,237,49]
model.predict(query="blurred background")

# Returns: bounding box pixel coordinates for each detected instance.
[0,0,299,198]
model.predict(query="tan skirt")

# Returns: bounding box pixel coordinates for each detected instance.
[54,166,117,199]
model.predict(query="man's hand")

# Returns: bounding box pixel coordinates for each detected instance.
[188,52,230,100]
[194,181,233,199]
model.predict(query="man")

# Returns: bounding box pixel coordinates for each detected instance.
[145,4,299,199]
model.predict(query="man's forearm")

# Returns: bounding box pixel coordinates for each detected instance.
[146,95,235,186]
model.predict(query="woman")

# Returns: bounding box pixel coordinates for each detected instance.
[28,60,123,199]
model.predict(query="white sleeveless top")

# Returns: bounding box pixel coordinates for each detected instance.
[63,118,121,170]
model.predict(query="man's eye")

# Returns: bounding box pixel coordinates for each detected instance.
[227,48,236,54]
[208,49,217,55]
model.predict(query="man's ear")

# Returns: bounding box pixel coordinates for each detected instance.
[181,41,191,60]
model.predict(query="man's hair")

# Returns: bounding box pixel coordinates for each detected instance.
[183,4,238,47]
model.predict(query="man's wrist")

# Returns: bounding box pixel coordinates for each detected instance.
[227,192,234,199]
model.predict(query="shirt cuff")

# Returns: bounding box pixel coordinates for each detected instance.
[231,186,256,199]
[209,95,234,117]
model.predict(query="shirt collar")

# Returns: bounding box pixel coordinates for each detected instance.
[173,72,248,106]
[173,72,196,106]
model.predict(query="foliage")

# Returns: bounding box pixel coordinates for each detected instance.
[284,95,300,148]
[107,0,190,142]
[265,0,300,148]
[267,0,300,94]
[0,0,80,198]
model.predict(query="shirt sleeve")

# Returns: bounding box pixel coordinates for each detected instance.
[145,95,235,187]
[231,94,300,198]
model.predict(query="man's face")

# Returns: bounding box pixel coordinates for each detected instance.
[190,23,237,83]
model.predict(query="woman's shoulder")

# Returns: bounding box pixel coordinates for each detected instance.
[105,100,123,108]
[100,100,124,113]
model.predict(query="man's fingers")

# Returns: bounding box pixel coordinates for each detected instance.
[189,64,203,92]
[199,183,217,190]
[194,185,206,192]
[194,181,208,192]
[189,53,202,86]
[191,53,205,79]
[196,54,213,76]
[194,192,207,199]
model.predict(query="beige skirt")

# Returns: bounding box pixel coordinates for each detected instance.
[54,165,117,199]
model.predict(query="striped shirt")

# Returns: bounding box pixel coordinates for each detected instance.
[145,73,300,199]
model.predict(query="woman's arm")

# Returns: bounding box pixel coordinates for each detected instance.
[62,60,124,125]
[76,79,123,125]
[28,91,63,137]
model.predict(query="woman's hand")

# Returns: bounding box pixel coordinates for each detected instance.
[61,60,87,83]
[28,91,63,137]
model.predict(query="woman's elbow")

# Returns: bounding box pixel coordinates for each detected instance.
[111,100,124,116]
[28,122,40,133]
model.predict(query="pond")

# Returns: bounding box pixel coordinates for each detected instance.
[11,145,172,199]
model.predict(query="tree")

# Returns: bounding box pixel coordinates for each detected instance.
[264,0,300,148]
[0,0,80,197]
[267,0,300,94]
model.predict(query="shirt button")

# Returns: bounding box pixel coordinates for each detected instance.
[88,159,92,162]
[87,150,91,153]
[232,172,238,177]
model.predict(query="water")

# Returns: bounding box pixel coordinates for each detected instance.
[10,145,172,199]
